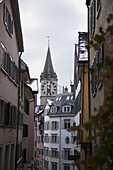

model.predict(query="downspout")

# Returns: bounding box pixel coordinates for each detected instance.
[86,1,92,156]
[87,4,91,121]
[82,63,85,127]
[16,52,22,170]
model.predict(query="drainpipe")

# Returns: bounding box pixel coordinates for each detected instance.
[16,52,22,170]
[87,4,91,121]
[86,1,92,156]
[82,63,85,127]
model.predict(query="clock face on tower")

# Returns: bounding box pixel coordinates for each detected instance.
[41,81,57,96]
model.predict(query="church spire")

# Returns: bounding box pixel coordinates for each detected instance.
[40,39,57,80]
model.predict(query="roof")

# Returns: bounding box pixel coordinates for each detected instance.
[10,0,24,52]
[40,45,57,80]
[47,92,75,115]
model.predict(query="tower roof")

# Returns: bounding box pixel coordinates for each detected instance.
[40,43,57,80]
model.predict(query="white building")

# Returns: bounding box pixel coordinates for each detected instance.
[43,92,79,170]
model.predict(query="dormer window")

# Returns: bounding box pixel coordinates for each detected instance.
[62,105,71,113]
[51,106,57,113]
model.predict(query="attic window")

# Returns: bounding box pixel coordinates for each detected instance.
[3,4,13,36]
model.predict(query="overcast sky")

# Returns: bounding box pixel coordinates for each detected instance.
[19,0,87,103]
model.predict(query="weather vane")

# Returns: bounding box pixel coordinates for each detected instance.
[47,36,50,48]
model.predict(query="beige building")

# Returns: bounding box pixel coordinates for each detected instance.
[85,0,113,167]
[0,0,24,169]
[86,0,113,115]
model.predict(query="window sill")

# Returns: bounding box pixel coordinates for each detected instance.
[1,68,18,87]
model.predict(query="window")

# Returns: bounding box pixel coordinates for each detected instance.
[91,46,104,95]
[1,43,19,85]
[65,137,69,144]
[3,3,13,36]
[90,0,96,37]
[64,165,70,170]
[62,106,71,113]
[24,98,29,115]
[64,119,70,129]
[51,106,57,113]
[0,99,17,127]
[51,134,58,143]
[51,149,58,158]
[63,149,70,160]
[51,163,57,170]
[23,124,28,137]
[44,160,49,169]
[97,0,100,11]
[52,121,58,130]
[45,121,49,130]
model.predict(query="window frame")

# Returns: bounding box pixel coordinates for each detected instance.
[62,105,71,113]
[3,3,13,37]
[64,119,70,129]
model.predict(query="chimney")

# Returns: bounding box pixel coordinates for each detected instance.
[70,80,74,93]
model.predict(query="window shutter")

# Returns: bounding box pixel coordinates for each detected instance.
[94,58,96,93]
[3,4,6,25]
[90,6,93,37]
[92,0,95,29]
[91,64,94,94]
[56,121,59,129]
[97,0,100,11]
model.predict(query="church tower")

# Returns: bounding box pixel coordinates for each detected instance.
[40,41,58,107]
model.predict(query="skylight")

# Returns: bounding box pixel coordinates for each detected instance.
[66,96,70,100]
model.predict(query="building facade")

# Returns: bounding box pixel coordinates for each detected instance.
[43,92,77,170]
[0,0,23,169]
